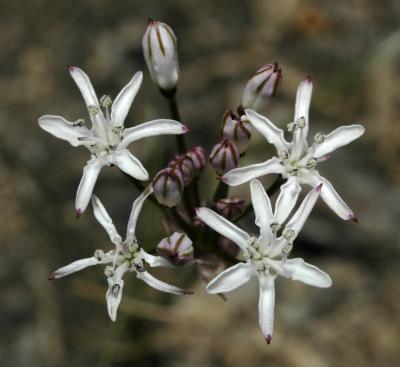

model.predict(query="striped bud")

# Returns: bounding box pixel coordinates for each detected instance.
[142,19,179,91]
[221,110,253,154]
[185,146,206,177]
[157,232,194,265]
[216,198,246,219]
[209,138,240,175]
[169,154,194,186]
[241,62,282,111]
[152,167,184,207]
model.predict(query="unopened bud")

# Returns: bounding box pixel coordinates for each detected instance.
[152,167,184,207]
[241,63,282,111]
[216,198,246,219]
[185,146,206,177]
[209,138,240,175]
[221,110,253,154]
[157,232,194,265]
[169,154,194,186]
[142,19,179,91]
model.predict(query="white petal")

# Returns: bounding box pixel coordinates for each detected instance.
[111,71,143,127]
[313,124,365,159]
[301,171,356,221]
[126,185,153,242]
[106,263,128,321]
[222,157,283,186]
[196,207,251,252]
[91,195,122,245]
[258,273,276,344]
[49,255,111,280]
[69,66,99,108]
[206,262,254,294]
[281,258,332,288]
[38,115,92,147]
[274,176,301,225]
[140,249,174,268]
[245,109,289,153]
[119,119,188,149]
[294,77,313,137]
[284,184,321,239]
[111,149,149,181]
[136,271,190,295]
[75,159,104,215]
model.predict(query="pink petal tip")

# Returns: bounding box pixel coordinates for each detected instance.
[316,183,323,192]
[67,65,75,72]
[183,289,194,295]
[75,209,82,219]
[265,335,272,344]
[305,75,312,83]
[348,214,358,223]
[48,273,56,281]
[182,125,190,133]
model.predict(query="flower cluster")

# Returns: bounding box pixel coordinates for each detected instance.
[39,19,365,343]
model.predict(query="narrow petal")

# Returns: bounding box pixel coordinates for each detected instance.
[136,271,190,295]
[301,171,355,221]
[258,273,276,343]
[313,124,365,159]
[222,157,283,186]
[49,254,111,280]
[294,77,313,134]
[75,159,104,215]
[69,66,99,108]
[284,184,321,240]
[126,185,153,242]
[111,149,149,181]
[140,249,174,268]
[245,109,289,153]
[206,262,254,294]
[119,119,188,149]
[111,71,143,127]
[106,263,128,321]
[196,207,251,252]
[38,115,92,147]
[274,176,301,225]
[91,195,122,245]
[281,258,332,288]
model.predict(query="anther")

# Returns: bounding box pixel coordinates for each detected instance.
[278,151,289,161]
[287,122,296,133]
[296,117,306,129]
[104,266,114,278]
[306,158,317,169]
[88,105,100,115]
[270,222,282,234]
[283,229,295,241]
[100,95,112,109]
[314,132,325,144]
[111,283,120,296]
[73,119,85,127]
[94,249,105,261]
[282,243,293,255]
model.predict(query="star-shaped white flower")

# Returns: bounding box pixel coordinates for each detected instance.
[222,78,365,221]
[196,179,332,343]
[49,186,192,321]
[39,66,188,215]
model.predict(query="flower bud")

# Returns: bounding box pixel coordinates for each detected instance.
[157,232,194,265]
[185,146,206,177]
[241,63,282,111]
[216,198,246,219]
[221,110,253,154]
[169,154,194,186]
[152,167,184,207]
[209,138,240,175]
[142,19,179,91]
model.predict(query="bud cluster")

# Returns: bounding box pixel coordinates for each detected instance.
[153,146,206,207]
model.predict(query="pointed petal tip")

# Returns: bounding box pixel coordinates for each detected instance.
[182,125,190,134]
[316,183,323,192]
[305,75,312,83]
[348,214,358,223]
[48,273,56,281]
[265,335,272,344]
[75,208,82,219]
[183,289,194,295]
[217,175,227,183]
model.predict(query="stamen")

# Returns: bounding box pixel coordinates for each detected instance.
[94,249,105,261]
[282,243,293,255]
[278,151,289,161]
[270,222,282,234]
[104,266,114,278]
[73,118,85,127]
[296,116,306,129]
[306,158,317,169]
[283,229,295,241]
[287,122,296,133]
[100,95,113,109]
[314,132,325,144]
[88,105,100,115]
[111,283,120,296]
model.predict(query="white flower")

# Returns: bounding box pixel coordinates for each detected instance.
[49,186,192,321]
[142,20,179,91]
[196,179,332,343]
[222,78,365,221]
[38,66,187,215]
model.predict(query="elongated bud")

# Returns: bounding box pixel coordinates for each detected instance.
[157,232,194,265]
[169,154,194,186]
[241,63,282,111]
[209,138,240,175]
[221,110,253,154]
[216,198,246,219]
[142,19,179,92]
[186,146,206,177]
[152,167,184,207]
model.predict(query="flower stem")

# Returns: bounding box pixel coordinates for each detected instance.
[212,179,229,203]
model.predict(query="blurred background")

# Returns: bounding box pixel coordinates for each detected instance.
[1,0,399,366]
